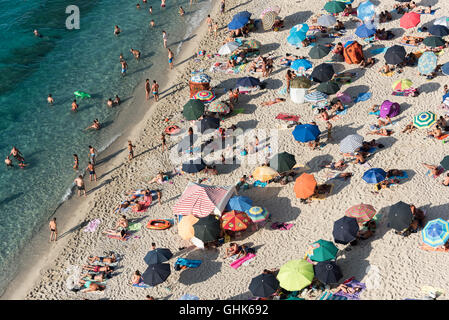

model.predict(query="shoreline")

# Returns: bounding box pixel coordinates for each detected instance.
[0,0,217,300]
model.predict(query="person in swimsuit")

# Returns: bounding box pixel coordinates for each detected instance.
[9,146,25,162]
[107,98,114,107]
[167,48,174,69]
[179,6,185,16]
[85,119,101,131]
[130,48,141,60]
[114,25,121,36]
[145,79,151,100]
[74,175,87,197]
[162,31,168,48]
[82,264,113,273]
[224,243,241,258]
[161,0,166,8]
[131,270,143,285]
[86,161,97,182]
[136,3,141,9]
[151,80,159,101]
[88,253,117,264]
[47,94,54,105]
[149,6,153,14]
[120,59,128,76]
[161,133,167,151]
[88,145,97,164]
[73,154,79,171]
[113,95,121,105]
[220,0,225,14]
[115,215,129,231]
[71,99,78,112]
[128,140,135,161]
[49,217,57,242]
[150,19,155,27]
[5,156,13,168]
[206,15,213,33]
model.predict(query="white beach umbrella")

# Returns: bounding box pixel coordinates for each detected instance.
[219,41,240,55]
[317,15,337,27]
[340,134,364,154]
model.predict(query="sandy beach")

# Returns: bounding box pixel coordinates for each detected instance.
[5,0,449,300]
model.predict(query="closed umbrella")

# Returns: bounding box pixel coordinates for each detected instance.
[291,59,313,72]
[429,25,449,37]
[247,206,269,223]
[142,263,171,286]
[193,215,221,242]
[356,24,376,38]
[221,210,251,231]
[316,81,340,95]
[219,41,240,55]
[304,91,328,103]
[422,219,449,247]
[362,168,387,184]
[269,152,296,173]
[182,158,206,173]
[294,173,317,199]
[418,51,437,75]
[144,248,173,265]
[277,259,314,291]
[414,111,436,128]
[318,15,337,27]
[290,76,312,88]
[262,11,277,31]
[400,12,420,29]
[249,273,280,297]
[388,201,412,231]
[183,99,205,120]
[225,196,253,212]
[333,216,359,244]
[345,204,376,224]
[252,166,279,182]
[440,156,449,170]
[196,117,219,133]
[178,214,198,240]
[434,16,449,28]
[236,76,261,88]
[324,1,346,14]
[424,36,445,48]
[292,124,321,142]
[307,239,338,262]
[311,63,334,83]
[384,45,406,65]
[314,261,343,285]
[309,45,331,59]
[339,134,363,153]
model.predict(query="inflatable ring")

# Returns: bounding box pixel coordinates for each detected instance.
[146,219,172,230]
[164,125,181,135]
[74,91,91,98]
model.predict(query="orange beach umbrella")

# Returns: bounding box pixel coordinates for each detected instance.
[294,173,317,199]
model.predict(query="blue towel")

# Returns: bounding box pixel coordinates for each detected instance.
[175,258,202,268]
[354,92,371,103]
[369,110,381,116]
[335,105,348,115]
[418,10,436,15]
[370,47,388,55]
[253,180,268,188]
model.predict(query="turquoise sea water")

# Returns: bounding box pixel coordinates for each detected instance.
[0,0,211,295]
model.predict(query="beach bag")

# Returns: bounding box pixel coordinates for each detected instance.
[343,42,364,64]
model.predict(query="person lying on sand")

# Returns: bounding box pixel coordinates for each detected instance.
[330,100,345,114]
[360,57,375,68]
[353,152,368,164]
[322,159,347,171]
[82,264,114,274]
[335,283,363,295]
[402,122,417,133]
[236,244,256,259]
[427,126,444,138]
[335,172,353,181]
[375,178,400,190]
[416,5,432,14]
[78,281,106,293]
[422,163,441,176]
[150,171,167,184]
[88,253,117,264]
[316,108,331,121]
[368,128,394,136]
[80,272,107,283]
[102,228,128,241]
[115,215,129,231]
[261,98,286,106]
[224,242,241,258]
[377,116,392,127]
[357,220,376,240]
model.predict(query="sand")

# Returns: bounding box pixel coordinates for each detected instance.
[5,0,449,300]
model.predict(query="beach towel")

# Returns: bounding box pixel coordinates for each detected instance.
[175,258,202,269]
[388,172,409,186]
[370,47,388,55]
[311,184,334,200]
[271,222,294,230]
[369,110,381,116]
[230,253,256,269]
[418,10,436,15]
[127,223,142,232]
[437,134,449,140]
[426,166,444,178]
[379,71,395,77]
[354,92,371,103]
[318,291,348,300]
[335,105,348,115]
[83,219,101,233]
[253,180,268,188]
[133,282,152,288]
[392,88,417,96]
[334,278,366,300]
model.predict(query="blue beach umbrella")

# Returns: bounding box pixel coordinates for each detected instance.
[429,25,449,37]
[362,168,387,184]
[418,51,437,75]
[287,32,306,46]
[441,63,449,76]
[304,91,328,103]
[228,12,251,30]
[422,219,449,247]
[357,1,375,22]
[355,24,376,38]
[292,124,321,143]
[234,11,251,20]
[290,23,309,35]
[225,196,253,212]
[291,59,313,71]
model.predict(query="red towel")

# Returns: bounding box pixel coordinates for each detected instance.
[275,113,300,122]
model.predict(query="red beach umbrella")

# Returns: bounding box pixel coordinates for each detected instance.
[400,12,420,29]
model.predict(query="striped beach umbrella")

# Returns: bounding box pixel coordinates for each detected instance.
[277,259,314,291]
[324,1,346,14]
[221,210,251,231]
[422,219,449,247]
[434,16,449,28]
[219,41,240,55]
[414,111,436,128]
[262,11,277,31]
[392,79,412,91]
[345,204,376,224]
[317,15,337,27]
[304,91,328,103]
[242,39,261,49]
[260,6,281,18]
[307,239,338,262]
[247,206,269,223]
[400,12,420,29]
[193,90,215,102]
[207,100,230,114]
[252,166,279,182]
[190,73,211,83]
[339,134,364,153]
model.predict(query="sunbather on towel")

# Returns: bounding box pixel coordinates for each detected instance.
[416,5,432,14]
[353,152,369,164]
[375,178,400,190]
[422,163,441,176]
[379,63,394,74]
[236,244,256,259]
[81,272,107,283]
[88,253,117,264]
[368,128,394,136]
[224,242,242,258]
[427,126,444,138]
[335,283,363,295]
[401,36,423,46]
[402,122,417,133]
[103,228,128,240]
[78,281,106,293]
[82,264,114,274]
[261,98,286,106]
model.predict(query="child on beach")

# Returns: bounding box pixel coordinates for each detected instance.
[128,140,136,161]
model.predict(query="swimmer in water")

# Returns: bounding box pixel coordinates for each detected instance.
[73,154,79,171]
[179,6,185,16]
[114,25,121,36]
[121,59,128,76]
[150,20,155,27]
[161,0,166,8]
[107,98,113,107]
[167,48,174,69]
[72,99,79,112]
[33,29,42,37]
[86,161,97,182]
[10,146,24,163]
[5,156,13,168]
[114,95,121,105]
[162,31,168,48]
[47,94,54,105]
[149,6,153,14]
[136,3,141,9]
[88,145,97,165]
[86,119,101,131]
[130,48,141,60]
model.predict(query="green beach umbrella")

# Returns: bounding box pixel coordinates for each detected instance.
[440,156,449,171]
[307,239,338,262]
[290,76,312,89]
[324,1,346,14]
[269,152,296,173]
[423,36,445,48]
[413,111,436,128]
[309,45,331,59]
[183,99,205,120]
[277,259,314,291]
[316,81,340,95]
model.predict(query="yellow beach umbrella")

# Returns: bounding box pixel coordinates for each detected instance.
[392,79,412,91]
[252,166,279,182]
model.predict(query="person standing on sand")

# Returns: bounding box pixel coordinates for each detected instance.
[86,161,97,182]
[47,94,54,105]
[73,154,79,171]
[88,145,97,165]
[162,31,168,48]
[72,99,78,112]
[145,79,151,100]
[74,175,87,197]
[206,15,213,34]
[152,80,159,101]
[213,22,218,39]
[128,140,136,161]
[49,218,57,242]
[220,0,225,14]
[161,133,167,151]
[167,48,174,69]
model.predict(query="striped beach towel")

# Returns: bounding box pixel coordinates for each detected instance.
[318,291,348,300]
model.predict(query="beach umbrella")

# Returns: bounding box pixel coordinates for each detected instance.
[400,12,420,29]
[196,117,219,133]
[292,124,321,142]
[247,206,269,223]
[414,111,436,128]
[291,59,313,72]
[287,32,307,47]
[252,166,279,182]
[290,23,309,35]
[339,134,363,153]
[309,45,331,59]
[324,1,346,14]
[228,16,250,30]
[304,91,328,103]
[193,90,215,103]
[307,239,338,262]
[337,0,354,3]
[193,215,221,242]
[144,248,173,265]
[219,41,240,55]
[435,17,449,28]
[314,261,343,285]
[142,263,171,286]
[442,63,449,76]
[182,158,206,173]
[225,196,253,212]
[249,273,280,297]
[277,259,314,291]
[424,36,445,48]
[190,73,211,84]
[180,294,199,300]
[260,6,281,18]
[290,76,312,89]
[311,63,334,83]
[355,24,376,38]
[422,219,449,247]
[236,76,261,87]
[418,51,438,74]
[388,201,412,231]
[233,11,251,19]
[269,152,296,173]
[362,168,387,184]
[429,25,449,37]
[357,1,375,22]
[345,204,376,224]
[316,81,340,95]
[440,156,449,171]
[183,99,205,120]
[207,100,230,114]
[294,173,317,199]
[221,210,251,231]
[384,45,406,65]
[178,214,198,240]
[392,79,413,91]
[318,15,337,27]
[242,39,261,49]
[333,216,359,244]
[262,11,277,31]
